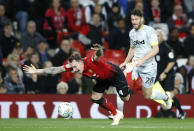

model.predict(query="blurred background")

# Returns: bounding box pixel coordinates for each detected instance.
[0,0,193,97]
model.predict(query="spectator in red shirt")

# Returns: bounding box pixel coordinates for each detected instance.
[150,0,161,24]
[43,0,67,48]
[167,5,188,43]
[67,0,86,33]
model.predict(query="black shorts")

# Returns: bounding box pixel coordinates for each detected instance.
[93,63,130,97]
[156,71,175,91]
[160,72,175,91]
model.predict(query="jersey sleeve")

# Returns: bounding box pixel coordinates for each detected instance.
[147,27,158,46]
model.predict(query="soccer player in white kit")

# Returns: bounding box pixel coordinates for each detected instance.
[120,9,172,109]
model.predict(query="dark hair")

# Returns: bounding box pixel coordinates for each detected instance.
[112,3,120,12]
[7,66,17,73]
[30,52,39,59]
[131,9,143,17]
[92,13,100,17]
[50,0,61,11]
[69,54,82,62]
[117,17,124,23]
[3,20,12,27]
[169,27,178,33]
[60,37,70,44]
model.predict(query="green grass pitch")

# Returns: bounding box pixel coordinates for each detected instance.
[0,118,194,131]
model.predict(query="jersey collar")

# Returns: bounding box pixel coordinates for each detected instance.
[135,25,144,31]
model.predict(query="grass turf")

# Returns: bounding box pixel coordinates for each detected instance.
[0,118,194,131]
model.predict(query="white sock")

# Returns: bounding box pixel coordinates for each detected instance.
[113,87,124,112]
[117,93,124,112]
[151,90,168,101]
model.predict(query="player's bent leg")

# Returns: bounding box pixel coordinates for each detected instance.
[91,91,103,100]
[91,91,123,126]
[151,84,172,109]
[114,88,124,112]
[91,91,117,115]
[108,88,125,120]
[120,94,131,102]
[142,87,152,99]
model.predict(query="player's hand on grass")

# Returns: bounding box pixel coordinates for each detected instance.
[23,64,39,74]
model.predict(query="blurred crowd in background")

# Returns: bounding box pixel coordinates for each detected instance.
[0,0,193,95]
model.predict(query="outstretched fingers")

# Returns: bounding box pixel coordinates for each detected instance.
[23,65,34,74]
[23,65,30,71]
[31,64,36,69]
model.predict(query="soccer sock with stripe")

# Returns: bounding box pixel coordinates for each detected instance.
[92,97,117,115]
[151,90,168,101]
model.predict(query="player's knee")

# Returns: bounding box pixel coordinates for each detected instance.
[144,95,151,99]
[121,94,130,102]
[120,89,132,102]
[142,89,152,99]
[91,93,102,100]
[91,97,104,105]
[143,92,152,99]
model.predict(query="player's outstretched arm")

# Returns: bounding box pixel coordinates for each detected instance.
[92,44,103,61]
[23,64,66,75]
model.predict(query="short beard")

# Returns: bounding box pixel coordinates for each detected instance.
[134,20,143,30]
[135,24,142,30]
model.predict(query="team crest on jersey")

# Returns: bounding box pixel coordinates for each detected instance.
[65,64,70,69]
[88,69,93,73]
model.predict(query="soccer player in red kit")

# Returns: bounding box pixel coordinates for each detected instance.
[23,44,131,125]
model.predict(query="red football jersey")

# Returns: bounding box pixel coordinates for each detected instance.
[63,56,116,80]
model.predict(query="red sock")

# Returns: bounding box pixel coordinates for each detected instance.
[101,98,117,115]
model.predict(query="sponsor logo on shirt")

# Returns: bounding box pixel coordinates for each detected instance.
[88,69,93,73]
[133,40,145,46]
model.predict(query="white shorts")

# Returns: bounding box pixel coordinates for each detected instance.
[132,62,157,88]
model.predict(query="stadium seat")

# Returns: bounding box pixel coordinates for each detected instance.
[57,31,71,44]
[104,41,109,50]
[103,57,123,66]
[72,40,85,57]
[85,49,106,58]
[104,50,126,60]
